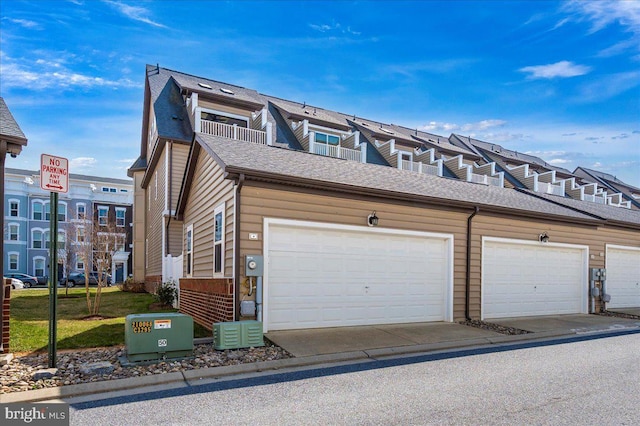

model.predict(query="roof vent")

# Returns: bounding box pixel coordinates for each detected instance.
[379,127,394,135]
[198,82,212,89]
[220,88,235,95]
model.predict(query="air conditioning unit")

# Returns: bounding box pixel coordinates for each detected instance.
[213,320,264,350]
[125,313,194,362]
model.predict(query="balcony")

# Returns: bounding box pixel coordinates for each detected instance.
[469,173,502,187]
[584,194,606,204]
[201,120,267,145]
[313,143,362,162]
[538,181,564,196]
[401,160,439,176]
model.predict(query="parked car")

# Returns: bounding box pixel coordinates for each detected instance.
[61,272,112,287]
[3,277,25,290]
[37,276,49,286]
[4,273,37,288]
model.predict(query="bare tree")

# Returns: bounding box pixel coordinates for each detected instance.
[76,210,125,316]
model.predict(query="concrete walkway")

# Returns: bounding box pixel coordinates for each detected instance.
[265,314,640,356]
[607,307,640,316]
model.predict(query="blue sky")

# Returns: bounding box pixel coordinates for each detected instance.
[1,0,639,186]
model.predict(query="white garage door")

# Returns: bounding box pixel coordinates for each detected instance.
[265,221,452,331]
[482,239,586,319]
[606,246,640,309]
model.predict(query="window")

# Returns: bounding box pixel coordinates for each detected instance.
[200,111,248,128]
[314,131,340,146]
[57,232,66,250]
[44,231,51,249]
[33,202,43,220]
[8,223,19,241]
[77,227,85,243]
[58,203,67,222]
[32,229,44,248]
[9,200,19,217]
[186,225,193,276]
[44,203,51,221]
[120,189,128,193]
[77,203,86,220]
[213,204,224,274]
[98,206,108,226]
[76,260,84,271]
[101,186,117,193]
[34,258,45,277]
[8,253,18,271]
[116,208,126,227]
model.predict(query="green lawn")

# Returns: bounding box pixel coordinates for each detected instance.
[9,287,210,354]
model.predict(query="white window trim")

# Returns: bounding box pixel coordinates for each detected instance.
[7,222,20,241]
[213,203,225,276]
[32,199,46,221]
[8,198,20,217]
[58,201,68,222]
[98,205,109,226]
[76,202,87,220]
[76,225,86,243]
[200,107,250,126]
[7,251,19,271]
[115,207,126,227]
[186,224,194,277]
[31,227,46,249]
[33,256,46,277]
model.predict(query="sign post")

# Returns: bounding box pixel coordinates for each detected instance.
[41,154,69,368]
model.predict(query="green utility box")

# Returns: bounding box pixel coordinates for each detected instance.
[125,313,194,362]
[213,320,264,350]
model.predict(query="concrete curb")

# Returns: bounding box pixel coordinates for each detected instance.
[1,327,636,403]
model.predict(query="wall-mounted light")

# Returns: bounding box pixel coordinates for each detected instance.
[539,232,550,243]
[367,211,379,227]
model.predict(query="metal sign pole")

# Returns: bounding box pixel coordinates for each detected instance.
[48,191,59,368]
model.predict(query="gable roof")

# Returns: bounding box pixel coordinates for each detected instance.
[0,97,28,144]
[178,134,609,226]
[269,98,352,131]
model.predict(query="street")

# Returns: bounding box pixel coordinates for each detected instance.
[69,333,640,425]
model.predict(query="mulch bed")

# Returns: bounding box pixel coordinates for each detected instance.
[460,319,532,335]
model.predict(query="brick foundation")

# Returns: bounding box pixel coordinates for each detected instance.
[2,279,11,353]
[179,278,234,330]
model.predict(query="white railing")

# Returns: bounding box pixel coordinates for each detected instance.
[486,175,502,187]
[313,144,362,162]
[584,194,606,204]
[538,181,564,196]
[200,120,267,145]
[401,160,440,176]
[470,173,488,184]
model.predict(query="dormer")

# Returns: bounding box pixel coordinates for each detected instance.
[179,77,271,145]
[507,164,565,196]
[442,155,504,187]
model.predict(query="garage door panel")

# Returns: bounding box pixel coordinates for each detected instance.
[483,240,585,319]
[607,247,640,308]
[266,223,450,330]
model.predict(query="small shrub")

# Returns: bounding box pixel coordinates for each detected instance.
[156,280,177,307]
[119,277,147,293]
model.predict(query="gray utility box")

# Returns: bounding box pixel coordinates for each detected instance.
[125,313,194,362]
[213,320,264,350]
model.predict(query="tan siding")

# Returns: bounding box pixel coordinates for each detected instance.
[239,184,470,315]
[145,148,167,276]
[182,152,235,278]
[132,171,146,281]
[168,219,183,256]
[198,100,256,118]
[169,143,190,212]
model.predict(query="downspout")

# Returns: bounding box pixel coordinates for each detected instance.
[234,173,245,321]
[165,141,173,264]
[465,206,480,321]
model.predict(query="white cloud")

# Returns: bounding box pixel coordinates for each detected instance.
[70,157,97,170]
[548,158,570,165]
[308,22,361,36]
[423,119,506,133]
[102,0,166,28]
[3,18,41,29]
[577,71,640,102]
[0,57,139,90]
[563,0,640,34]
[519,61,591,79]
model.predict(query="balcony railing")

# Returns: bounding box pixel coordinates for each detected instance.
[313,143,362,162]
[201,120,267,145]
[538,181,564,196]
[584,194,606,204]
[401,160,439,176]
[468,173,502,187]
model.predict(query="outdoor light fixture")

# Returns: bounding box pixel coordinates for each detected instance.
[539,232,550,243]
[367,211,379,227]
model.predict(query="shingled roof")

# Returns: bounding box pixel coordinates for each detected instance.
[0,97,27,144]
[185,134,607,225]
